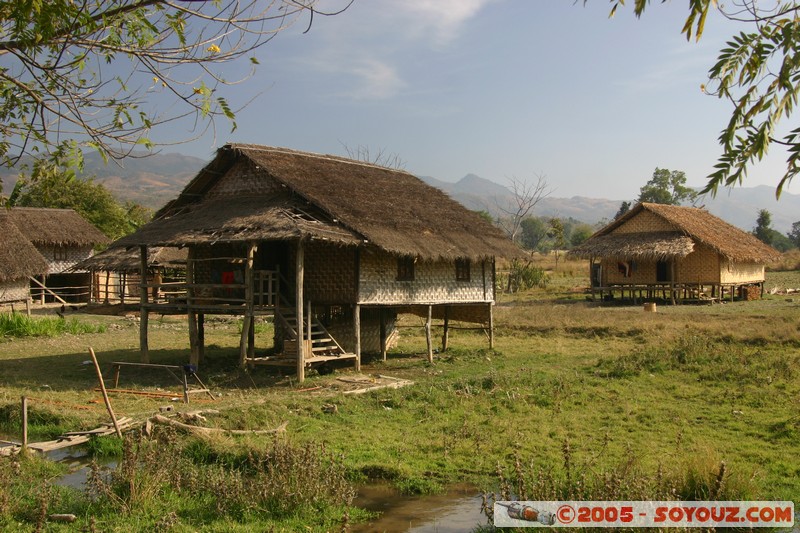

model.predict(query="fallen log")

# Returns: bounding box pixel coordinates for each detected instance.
[148,415,287,436]
[341,379,414,395]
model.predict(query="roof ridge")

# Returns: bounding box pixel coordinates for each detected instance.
[230,143,417,177]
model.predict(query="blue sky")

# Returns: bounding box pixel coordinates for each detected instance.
[170,0,794,200]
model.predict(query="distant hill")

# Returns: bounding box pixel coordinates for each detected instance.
[0,151,206,210]
[2,152,797,233]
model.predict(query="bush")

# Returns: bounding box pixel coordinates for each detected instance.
[500,259,550,293]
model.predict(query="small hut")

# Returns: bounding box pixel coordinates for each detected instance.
[569,202,781,303]
[2,208,110,303]
[113,144,519,381]
[72,246,187,304]
[0,217,48,308]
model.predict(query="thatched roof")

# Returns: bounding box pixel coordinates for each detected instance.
[6,208,110,247]
[0,216,48,282]
[71,246,187,273]
[570,231,695,261]
[570,202,781,262]
[116,144,520,260]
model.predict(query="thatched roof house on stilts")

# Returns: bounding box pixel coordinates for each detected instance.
[569,202,781,304]
[0,216,48,310]
[72,246,187,304]
[0,208,109,305]
[113,144,519,382]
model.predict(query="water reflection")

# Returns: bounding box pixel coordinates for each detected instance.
[352,482,487,533]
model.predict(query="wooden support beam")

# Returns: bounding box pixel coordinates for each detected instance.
[188,310,199,367]
[354,304,362,371]
[198,313,205,363]
[247,315,255,359]
[89,348,122,438]
[425,305,433,363]
[139,246,149,363]
[488,302,495,350]
[296,240,305,383]
[379,309,387,362]
[441,306,450,352]
[239,243,256,368]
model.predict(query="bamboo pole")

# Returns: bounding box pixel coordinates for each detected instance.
[296,240,305,383]
[88,347,122,438]
[139,246,149,362]
[441,306,450,352]
[379,309,387,362]
[425,305,433,363]
[488,302,495,350]
[354,304,362,371]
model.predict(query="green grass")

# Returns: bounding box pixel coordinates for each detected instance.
[0,313,106,338]
[0,271,799,530]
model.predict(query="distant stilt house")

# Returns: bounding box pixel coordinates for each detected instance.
[0,217,48,311]
[569,202,781,304]
[1,208,109,304]
[113,144,519,382]
[72,246,187,304]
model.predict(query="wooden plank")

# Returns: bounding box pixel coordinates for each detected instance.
[425,305,433,363]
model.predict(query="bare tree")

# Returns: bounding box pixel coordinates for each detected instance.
[341,143,406,170]
[495,174,552,245]
[0,1,353,170]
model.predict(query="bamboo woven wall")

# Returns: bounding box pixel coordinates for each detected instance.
[0,280,29,303]
[304,242,357,303]
[720,259,765,283]
[36,245,94,274]
[327,309,399,353]
[676,243,720,283]
[601,259,658,285]
[358,251,489,305]
[614,210,675,233]
[205,159,282,198]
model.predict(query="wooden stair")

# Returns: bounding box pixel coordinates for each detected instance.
[275,307,347,358]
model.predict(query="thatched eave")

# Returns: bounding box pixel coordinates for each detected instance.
[569,232,695,261]
[0,217,48,282]
[5,208,109,247]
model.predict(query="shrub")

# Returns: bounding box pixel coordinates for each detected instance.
[0,313,105,338]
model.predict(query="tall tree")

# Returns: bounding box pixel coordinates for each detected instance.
[753,209,774,245]
[548,217,566,271]
[614,201,631,219]
[0,1,349,173]
[520,216,549,251]
[637,168,697,206]
[789,221,800,248]
[601,1,800,197]
[495,174,552,245]
[9,163,151,240]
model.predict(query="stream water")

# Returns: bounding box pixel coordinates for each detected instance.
[47,451,487,532]
[352,482,487,533]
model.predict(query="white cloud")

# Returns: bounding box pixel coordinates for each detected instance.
[347,57,408,100]
[392,0,497,44]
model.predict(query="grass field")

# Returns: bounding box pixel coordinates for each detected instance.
[1,264,798,531]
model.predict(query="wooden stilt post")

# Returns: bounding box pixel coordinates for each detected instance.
[247,315,255,359]
[354,304,362,372]
[425,305,433,363]
[21,396,28,454]
[40,275,46,304]
[88,270,94,304]
[239,243,255,368]
[488,302,495,350]
[441,306,450,352]
[139,246,149,363]
[670,260,676,306]
[379,309,387,362]
[296,240,305,383]
[197,313,205,363]
[187,248,199,366]
[307,300,312,357]
[24,297,31,317]
[120,272,126,304]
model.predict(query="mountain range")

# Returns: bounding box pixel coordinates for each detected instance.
[1,152,798,233]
